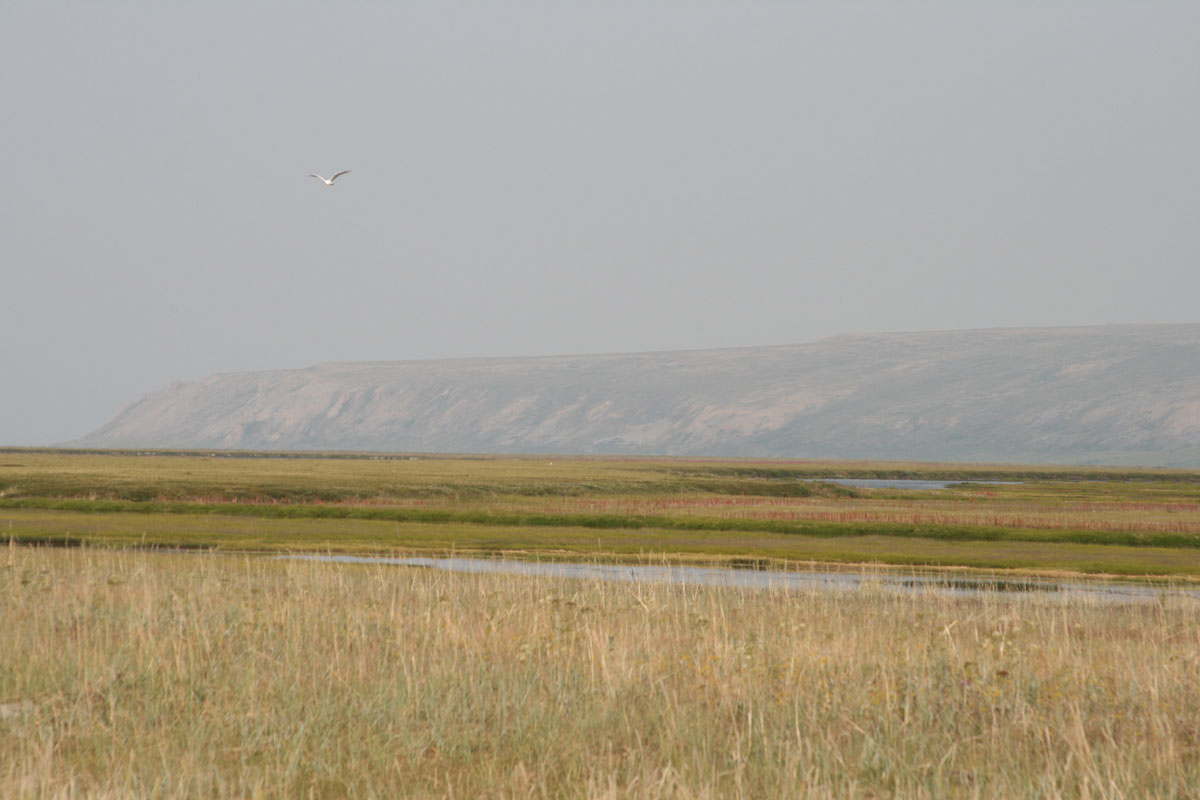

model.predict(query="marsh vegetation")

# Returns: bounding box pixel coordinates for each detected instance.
[2,545,1198,798]
[2,450,1200,577]
[3,451,1200,796]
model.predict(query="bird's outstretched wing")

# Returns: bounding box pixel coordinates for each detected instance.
[329,170,351,182]
[309,174,327,182]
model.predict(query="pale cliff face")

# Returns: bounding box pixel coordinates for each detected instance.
[75,325,1200,467]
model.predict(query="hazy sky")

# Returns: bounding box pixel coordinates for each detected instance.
[2,2,1198,445]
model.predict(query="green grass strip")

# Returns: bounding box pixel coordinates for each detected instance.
[3,497,1198,550]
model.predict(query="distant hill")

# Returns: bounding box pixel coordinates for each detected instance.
[74,325,1200,466]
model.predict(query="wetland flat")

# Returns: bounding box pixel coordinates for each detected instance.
[4,450,1200,796]
[2,448,1200,578]
[3,544,1199,797]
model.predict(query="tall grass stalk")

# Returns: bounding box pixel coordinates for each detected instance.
[2,545,1199,797]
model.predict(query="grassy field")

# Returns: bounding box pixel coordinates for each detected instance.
[2,545,1198,798]
[3,449,1200,577]
[5,451,1200,797]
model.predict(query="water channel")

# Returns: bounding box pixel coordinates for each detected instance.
[278,554,1199,605]
[806,478,1022,490]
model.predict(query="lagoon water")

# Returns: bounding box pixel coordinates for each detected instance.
[807,478,1021,490]
[278,554,1196,605]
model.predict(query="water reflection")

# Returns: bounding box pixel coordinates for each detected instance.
[279,554,1196,604]
[806,478,1021,490]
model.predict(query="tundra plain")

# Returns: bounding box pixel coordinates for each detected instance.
[3,450,1200,797]
[3,450,1200,577]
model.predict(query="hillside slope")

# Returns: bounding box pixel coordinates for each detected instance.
[75,325,1200,466]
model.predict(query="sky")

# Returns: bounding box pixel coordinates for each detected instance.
[2,2,1198,446]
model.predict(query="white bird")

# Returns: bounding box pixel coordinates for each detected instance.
[309,170,350,186]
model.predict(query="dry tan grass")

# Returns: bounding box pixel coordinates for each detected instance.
[437,493,1200,536]
[6,451,1199,539]
[2,544,1199,798]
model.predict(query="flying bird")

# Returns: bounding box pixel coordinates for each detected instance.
[309,170,350,186]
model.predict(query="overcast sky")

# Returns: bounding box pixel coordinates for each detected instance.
[2,2,1198,446]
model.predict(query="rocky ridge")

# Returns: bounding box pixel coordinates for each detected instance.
[75,325,1200,466]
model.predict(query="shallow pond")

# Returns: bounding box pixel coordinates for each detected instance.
[806,478,1021,490]
[278,554,1198,604]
